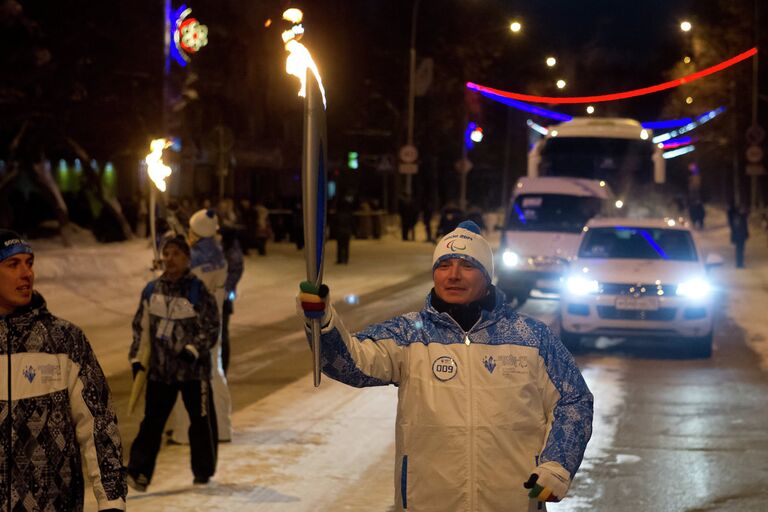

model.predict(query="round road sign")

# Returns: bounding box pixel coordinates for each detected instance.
[746,124,765,145]
[746,145,764,163]
[399,145,418,163]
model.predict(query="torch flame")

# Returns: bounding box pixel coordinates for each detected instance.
[282,9,326,108]
[145,138,172,192]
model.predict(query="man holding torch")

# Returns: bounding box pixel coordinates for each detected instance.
[297,221,593,511]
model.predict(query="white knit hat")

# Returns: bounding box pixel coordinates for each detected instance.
[432,221,494,283]
[189,208,219,238]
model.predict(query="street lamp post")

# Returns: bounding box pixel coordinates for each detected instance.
[404,0,422,198]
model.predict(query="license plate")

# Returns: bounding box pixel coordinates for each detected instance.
[615,296,659,311]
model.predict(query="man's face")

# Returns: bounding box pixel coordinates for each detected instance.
[0,253,34,315]
[433,258,488,305]
[162,244,190,280]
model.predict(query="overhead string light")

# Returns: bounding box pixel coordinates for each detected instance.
[467,47,757,104]
[475,85,727,134]
[652,107,726,143]
[662,145,696,159]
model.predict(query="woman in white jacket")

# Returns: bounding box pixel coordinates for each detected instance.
[299,221,593,511]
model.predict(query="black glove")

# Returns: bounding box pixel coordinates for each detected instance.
[178,346,198,364]
[131,362,145,379]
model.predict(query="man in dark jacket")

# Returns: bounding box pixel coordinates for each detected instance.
[126,235,220,491]
[0,229,126,511]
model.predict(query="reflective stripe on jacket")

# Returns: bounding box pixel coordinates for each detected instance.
[317,288,593,512]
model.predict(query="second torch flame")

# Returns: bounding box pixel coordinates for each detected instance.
[146,138,173,192]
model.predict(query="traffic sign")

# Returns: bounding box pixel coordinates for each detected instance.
[454,158,473,174]
[746,124,765,145]
[746,145,764,163]
[399,145,418,164]
[398,163,418,174]
[746,163,766,176]
[377,154,395,172]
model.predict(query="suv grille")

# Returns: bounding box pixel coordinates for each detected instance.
[597,306,676,321]
[599,282,673,297]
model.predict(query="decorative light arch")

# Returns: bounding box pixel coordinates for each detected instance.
[467,47,757,104]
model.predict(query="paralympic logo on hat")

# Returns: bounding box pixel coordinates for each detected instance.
[446,239,467,252]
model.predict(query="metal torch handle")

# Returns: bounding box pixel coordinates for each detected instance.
[302,71,327,388]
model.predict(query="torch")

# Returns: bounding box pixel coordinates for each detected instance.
[283,8,328,387]
[145,138,173,265]
[129,138,172,414]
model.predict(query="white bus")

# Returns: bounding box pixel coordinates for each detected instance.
[528,117,666,194]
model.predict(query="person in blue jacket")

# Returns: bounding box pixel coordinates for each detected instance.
[298,221,593,511]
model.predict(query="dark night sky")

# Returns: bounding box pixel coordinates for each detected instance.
[299,0,699,122]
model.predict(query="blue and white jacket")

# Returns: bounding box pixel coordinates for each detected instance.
[316,288,593,512]
[0,292,126,511]
[191,237,227,315]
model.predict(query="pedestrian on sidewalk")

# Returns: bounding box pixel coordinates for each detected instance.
[729,205,749,268]
[253,201,272,256]
[127,236,219,491]
[297,221,593,511]
[0,230,127,511]
[333,195,355,264]
[170,209,233,443]
[398,195,418,241]
[421,197,434,243]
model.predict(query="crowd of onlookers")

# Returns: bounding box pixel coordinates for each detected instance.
[118,193,496,260]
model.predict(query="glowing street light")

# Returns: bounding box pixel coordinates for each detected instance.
[546,56,557,67]
[683,56,692,64]
[556,79,566,89]
[586,105,595,114]
[510,20,522,33]
[680,20,692,32]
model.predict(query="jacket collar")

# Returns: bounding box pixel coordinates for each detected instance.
[424,286,510,332]
[2,291,47,324]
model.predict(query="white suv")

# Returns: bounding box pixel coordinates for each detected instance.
[560,218,722,357]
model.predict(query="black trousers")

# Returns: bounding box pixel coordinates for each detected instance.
[336,234,350,263]
[734,241,745,268]
[128,379,217,482]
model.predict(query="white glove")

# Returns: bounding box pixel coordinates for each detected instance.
[524,461,571,502]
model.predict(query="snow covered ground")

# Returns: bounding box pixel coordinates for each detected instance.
[683,207,768,369]
[25,208,768,511]
[32,226,437,511]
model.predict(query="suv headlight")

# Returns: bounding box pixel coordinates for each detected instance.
[676,278,711,299]
[502,250,520,267]
[565,276,599,295]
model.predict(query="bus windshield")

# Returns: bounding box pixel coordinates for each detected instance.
[506,194,604,233]
[539,137,655,187]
